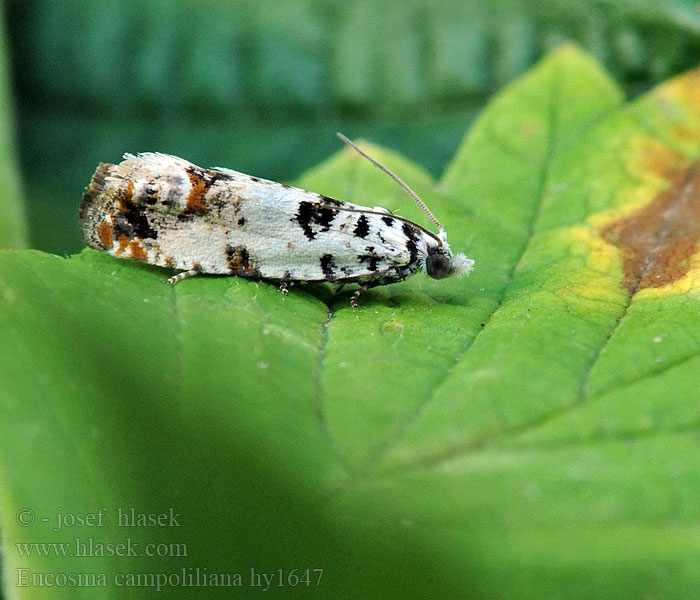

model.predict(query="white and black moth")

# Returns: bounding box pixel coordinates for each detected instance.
[80,133,473,305]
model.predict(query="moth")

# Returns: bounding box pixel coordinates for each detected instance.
[80,133,473,306]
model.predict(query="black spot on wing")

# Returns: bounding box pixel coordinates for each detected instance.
[320,254,336,279]
[402,222,419,265]
[405,239,418,265]
[114,200,158,240]
[295,201,339,240]
[358,254,380,272]
[401,222,416,239]
[354,214,370,238]
[143,185,159,205]
[225,245,260,277]
[320,195,343,206]
[382,216,395,227]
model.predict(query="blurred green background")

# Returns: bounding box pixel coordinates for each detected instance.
[6,0,700,255]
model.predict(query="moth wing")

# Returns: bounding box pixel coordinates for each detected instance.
[80,153,431,283]
[235,198,426,282]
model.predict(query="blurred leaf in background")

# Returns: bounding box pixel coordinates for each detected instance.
[6,0,700,255]
[0,6,25,249]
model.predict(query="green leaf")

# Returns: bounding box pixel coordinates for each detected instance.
[4,45,700,598]
[0,14,27,249]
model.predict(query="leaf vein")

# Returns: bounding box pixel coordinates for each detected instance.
[372,59,565,467]
[314,307,352,473]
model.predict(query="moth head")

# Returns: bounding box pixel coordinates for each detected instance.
[335,133,475,282]
[425,230,474,280]
[425,248,474,280]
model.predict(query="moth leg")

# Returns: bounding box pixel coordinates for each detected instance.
[350,286,367,309]
[279,282,289,296]
[167,265,202,285]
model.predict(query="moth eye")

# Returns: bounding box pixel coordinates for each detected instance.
[426,253,452,280]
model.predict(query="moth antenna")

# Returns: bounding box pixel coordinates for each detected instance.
[337,132,443,234]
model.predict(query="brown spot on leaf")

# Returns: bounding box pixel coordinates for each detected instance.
[637,144,686,179]
[601,160,700,293]
[96,220,113,249]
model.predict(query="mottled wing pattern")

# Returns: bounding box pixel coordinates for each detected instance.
[80,153,434,284]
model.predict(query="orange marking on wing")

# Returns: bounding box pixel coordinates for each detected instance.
[129,241,147,261]
[96,220,113,249]
[117,180,135,212]
[186,171,208,212]
[116,235,130,255]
